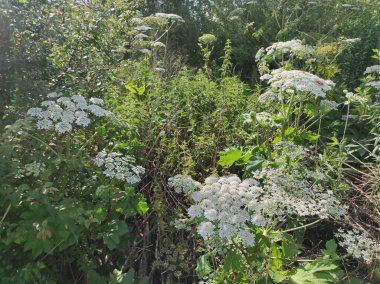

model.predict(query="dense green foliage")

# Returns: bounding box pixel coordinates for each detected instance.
[1,0,380,283]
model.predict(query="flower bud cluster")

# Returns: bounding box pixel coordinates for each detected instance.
[27,92,108,134]
[168,174,201,194]
[95,150,145,184]
[16,161,46,178]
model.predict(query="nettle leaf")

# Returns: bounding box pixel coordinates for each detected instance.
[196,255,213,278]
[218,149,243,167]
[17,204,83,257]
[289,260,343,284]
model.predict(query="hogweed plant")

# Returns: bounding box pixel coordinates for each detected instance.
[0,91,147,282]
[166,48,380,282]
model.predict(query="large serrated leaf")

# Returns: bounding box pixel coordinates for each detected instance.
[218,149,244,167]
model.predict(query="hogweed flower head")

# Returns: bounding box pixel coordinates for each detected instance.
[320,100,340,112]
[265,39,313,58]
[27,93,109,134]
[344,90,368,105]
[363,65,380,75]
[366,81,380,89]
[95,150,145,184]
[187,175,257,246]
[335,229,380,264]
[168,174,201,194]
[261,69,335,98]
[181,144,344,247]
[256,40,313,74]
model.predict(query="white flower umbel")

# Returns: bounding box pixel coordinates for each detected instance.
[262,69,335,98]
[55,121,72,134]
[187,175,258,247]
[363,65,380,75]
[187,146,344,247]
[320,100,340,112]
[16,161,46,178]
[27,93,109,134]
[95,150,145,184]
[344,91,368,105]
[255,40,313,74]
[366,81,380,89]
[198,222,215,239]
[265,40,313,58]
[254,112,280,127]
[251,165,345,221]
[168,174,201,194]
[335,229,380,264]
[154,13,184,23]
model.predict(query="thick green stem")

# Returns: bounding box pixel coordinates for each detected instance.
[282,219,323,233]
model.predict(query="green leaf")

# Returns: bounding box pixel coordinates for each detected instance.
[322,240,339,259]
[218,149,243,167]
[87,270,106,284]
[270,242,283,270]
[273,135,282,144]
[103,220,130,250]
[282,234,300,258]
[305,132,320,142]
[125,83,146,96]
[243,159,263,177]
[344,278,362,284]
[272,270,292,283]
[285,127,295,136]
[328,137,340,147]
[223,251,244,272]
[122,268,135,284]
[289,260,343,284]
[196,255,213,278]
[137,196,149,216]
[137,276,149,284]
